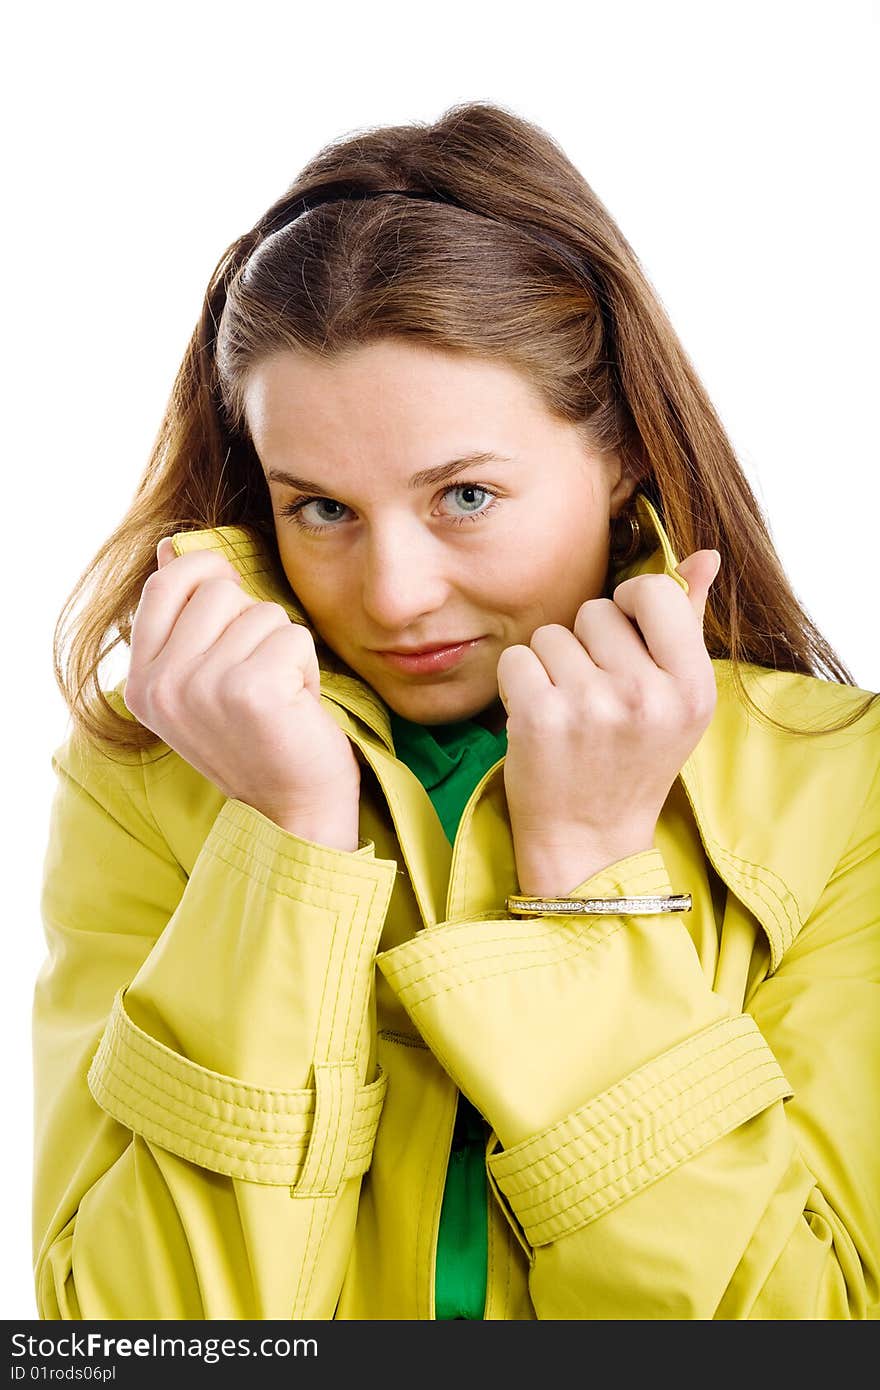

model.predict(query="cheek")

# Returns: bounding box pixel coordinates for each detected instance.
[278,539,328,589]
[500,526,609,618]
[277,547,339,619]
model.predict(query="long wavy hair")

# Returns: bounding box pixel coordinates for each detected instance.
[53,99,879,760]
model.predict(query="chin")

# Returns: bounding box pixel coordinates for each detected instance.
[383,681,493,726]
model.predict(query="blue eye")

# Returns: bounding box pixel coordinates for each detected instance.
[278,481,501,533]
[442,484,494,519]
[278,497,349,530]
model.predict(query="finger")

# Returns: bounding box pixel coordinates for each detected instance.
[231,621,322,704]
[154,576,259,665]
[610,571,713,681]
[156,537,176,568]
[130,551,245,669]
[197,605,315,692]
[496,643,555,713]
[672,549,721,626]
[570,598,658,674]
[528,622,606,688]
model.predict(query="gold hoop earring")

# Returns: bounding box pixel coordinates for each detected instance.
[609,509,642,566]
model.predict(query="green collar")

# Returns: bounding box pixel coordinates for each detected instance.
[388,710,508,791]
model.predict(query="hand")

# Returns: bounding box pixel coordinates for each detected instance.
[497,550,721,896]
[123,538,361,848]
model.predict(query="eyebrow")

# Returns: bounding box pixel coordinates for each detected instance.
[265,450,515,494]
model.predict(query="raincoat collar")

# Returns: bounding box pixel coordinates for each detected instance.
[166,493,874,970]
[164,492,682,755]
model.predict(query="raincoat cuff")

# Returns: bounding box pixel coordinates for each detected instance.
[88,986,389,1190]
[486,1013,793,1247]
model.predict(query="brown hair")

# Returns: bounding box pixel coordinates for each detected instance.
[53,99,878,760]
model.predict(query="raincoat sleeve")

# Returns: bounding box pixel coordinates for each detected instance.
[376,759,880,1319]
[33,697,397,1320]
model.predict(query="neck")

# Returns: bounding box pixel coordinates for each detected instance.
[472,698,507,736]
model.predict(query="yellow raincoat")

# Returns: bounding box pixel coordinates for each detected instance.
[33,495,880,1319]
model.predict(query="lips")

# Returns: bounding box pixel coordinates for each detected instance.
[379,641,476,655]
[374,637,485,675]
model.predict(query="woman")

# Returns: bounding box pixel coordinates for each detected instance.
[35,100,880,1320]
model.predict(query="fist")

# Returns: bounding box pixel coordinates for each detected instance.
[123,537,361,845]
[497,549,721,895]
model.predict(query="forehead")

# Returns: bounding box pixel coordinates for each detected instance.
[242,339,562,458]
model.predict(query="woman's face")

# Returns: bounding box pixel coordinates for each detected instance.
[244,339,636,726]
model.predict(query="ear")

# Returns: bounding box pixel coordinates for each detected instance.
[607,459,639,516]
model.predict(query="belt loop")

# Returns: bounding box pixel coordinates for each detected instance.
[290,1061,357,1198]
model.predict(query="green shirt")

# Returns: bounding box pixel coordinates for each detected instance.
[388,708,508,1320]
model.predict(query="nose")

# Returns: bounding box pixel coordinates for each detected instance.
[359,519,451,632]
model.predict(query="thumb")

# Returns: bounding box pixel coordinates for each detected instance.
[156,536,175,568]
[297,625,323,703]
[674,549,721,624]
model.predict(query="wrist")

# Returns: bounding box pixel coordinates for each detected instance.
[515,829,657,897]
[250,784,361,853]
[274,816,360,852]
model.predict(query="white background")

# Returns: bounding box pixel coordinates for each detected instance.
[4,0,877,1320]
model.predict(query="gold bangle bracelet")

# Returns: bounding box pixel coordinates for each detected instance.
[506,892,692,917]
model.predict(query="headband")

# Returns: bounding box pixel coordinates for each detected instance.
[255,185,616,347]
[260,185,483,233]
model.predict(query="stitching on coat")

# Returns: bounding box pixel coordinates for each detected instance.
[100,1018,315,1122]
[108,999,388,1120]
[377,1029,428,1050]
[514,1069,791,1242]
[306,876,385,1198]
[91,1072,318,1179]
[298,1188,333,1314]
[311,891,345,1067]
[443,758,504,920]
[362,748,444,928]
[393,927,587,976]
[698,834,795,953]
[105,1023,313,1116]
[491,1019,762,1176]
[292,1186,321,1313]
[384,908,626,982]
[210,804,393,888]
[340,869,388,1060]
[307,996,354,1198]
[505,1052,781,1214]
[379,936,570,997]
[328,871,382,1059]
[681,750,792,957]
[517,1065,788,1232]
[94,1041,383,1154]
[294,871,389,1304]
[92,1055,381,1165]
[390,921,630,1006]
[99,1033,314,1135]
[201,840,375,911]
[304,1066,334,1196]
[709,838,801,926]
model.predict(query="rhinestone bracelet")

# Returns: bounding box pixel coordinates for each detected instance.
[506,892,692,917]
